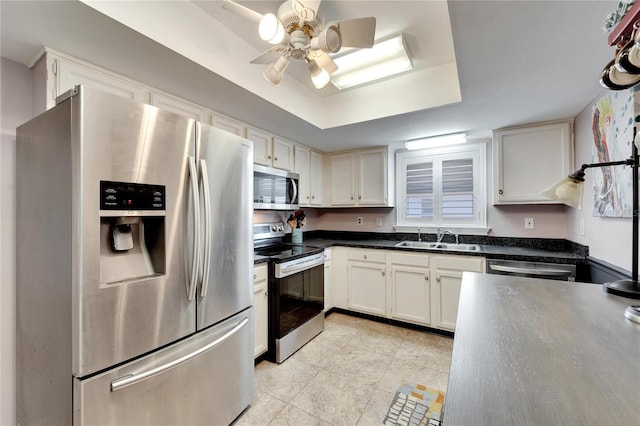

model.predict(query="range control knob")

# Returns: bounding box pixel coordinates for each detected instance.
[277,225,284,231]
[271,225,278,232]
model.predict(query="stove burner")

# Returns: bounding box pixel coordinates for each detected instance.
[254,244,321,259]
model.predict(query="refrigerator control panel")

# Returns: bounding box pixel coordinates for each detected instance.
[100,181,165,211]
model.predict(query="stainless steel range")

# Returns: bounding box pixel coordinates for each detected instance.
[254,222,325,363]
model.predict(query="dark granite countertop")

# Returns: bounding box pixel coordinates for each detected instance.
[253,230,589,266]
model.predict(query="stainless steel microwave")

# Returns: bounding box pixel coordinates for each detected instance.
[253,165,299,210]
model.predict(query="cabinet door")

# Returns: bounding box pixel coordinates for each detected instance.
[389,264,431,325]
[358,148,387,205]
[347,260,386,316]
[309,150,324,206]
[493,121,573,204]
[56,57,148,104]
[272,137,294,170]
[331,247,349,309]
[247,127,273,166]
[432,269,463,331]
[330,152,356,206]
[149,92,208,123]
[212,114,245,136]
[294,145,311,206]
[253,265,268,358]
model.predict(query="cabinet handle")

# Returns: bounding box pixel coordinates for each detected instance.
[436,277,441,282]
[274,157,278,161]
[306,195,310,199]
[382,271,385,276]
[254,274,257,280]
[425,276,429,281]
[498,189,504,195]
[311,195,315,200]
[358,195,362,200]
[350,195,354,200]
[267,155,272,159]
[363,255,367,260]
[265,291,268,296]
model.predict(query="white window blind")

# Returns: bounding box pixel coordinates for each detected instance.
[396,143,486,228]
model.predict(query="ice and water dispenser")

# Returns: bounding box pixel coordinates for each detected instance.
[99,181,166,284]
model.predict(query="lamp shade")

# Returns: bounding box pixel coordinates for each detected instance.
[263,56,289,86]
[540,175,585,209]
[259,13,286,45]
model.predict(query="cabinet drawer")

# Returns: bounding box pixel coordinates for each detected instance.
[435,255,485,272]
[253,264,268,285]
[389,252,430,267]
[347,249,386,263]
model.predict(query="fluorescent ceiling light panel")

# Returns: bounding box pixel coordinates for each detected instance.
[331,34,412,90]
[405,133,467,150]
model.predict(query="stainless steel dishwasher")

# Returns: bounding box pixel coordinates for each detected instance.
[487,259,576,281]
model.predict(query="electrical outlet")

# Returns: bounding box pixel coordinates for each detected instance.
[356,217,363,225]
[524,217,534,229]
[376,218,383,227]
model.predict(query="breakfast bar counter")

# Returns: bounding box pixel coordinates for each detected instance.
[443,272,640,425]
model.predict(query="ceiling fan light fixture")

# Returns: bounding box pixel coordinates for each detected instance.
[259,13,286,45]
[310,24,342,53]
[311,68,331,89]
[331,34,412,89]
[263,55,290,86]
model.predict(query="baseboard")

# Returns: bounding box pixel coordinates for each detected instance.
[587,256,631,284]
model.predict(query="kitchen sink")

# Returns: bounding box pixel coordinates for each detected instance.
[395,241,480,252]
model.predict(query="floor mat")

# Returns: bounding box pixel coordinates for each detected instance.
[383,383,445,426]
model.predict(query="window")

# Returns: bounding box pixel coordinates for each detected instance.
[396,143,487,230]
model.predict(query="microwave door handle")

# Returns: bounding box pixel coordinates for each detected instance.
[187,157,200,301]
[290,178,298,204]
[199,159,212,298]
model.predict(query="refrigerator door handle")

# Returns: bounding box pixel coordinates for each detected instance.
[110,317,249,392]
[187,156,200,301]
[199,159,212,298]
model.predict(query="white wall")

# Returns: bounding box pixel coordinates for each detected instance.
[567,91,635,273]
[1,57,32,426]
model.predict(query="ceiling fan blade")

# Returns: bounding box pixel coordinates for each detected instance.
[310,50,338,75]
[292,0,322,21]
[221,0,262,24]
[337,17,376,48]
[250,46,289,64]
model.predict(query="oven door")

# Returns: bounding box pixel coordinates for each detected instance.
[272,263,324,339]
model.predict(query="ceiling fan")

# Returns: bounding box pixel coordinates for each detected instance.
[221,0,376,89]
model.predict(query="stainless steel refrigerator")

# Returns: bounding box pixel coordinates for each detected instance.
[16,85,254,425]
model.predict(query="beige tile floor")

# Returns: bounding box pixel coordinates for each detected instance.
[234,312,453,426]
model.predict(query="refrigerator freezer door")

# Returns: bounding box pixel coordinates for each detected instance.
[74,308,254,425]
[75,87,197,376]
[196,125,253,329]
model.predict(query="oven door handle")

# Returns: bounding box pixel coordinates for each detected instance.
[276,254,324,278]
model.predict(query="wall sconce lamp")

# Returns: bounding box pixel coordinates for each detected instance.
[542,135,640,319]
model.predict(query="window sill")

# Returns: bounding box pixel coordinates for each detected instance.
[393,225,491,236]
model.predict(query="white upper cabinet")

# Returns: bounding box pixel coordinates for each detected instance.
[272,137,294,171]
[211,113,246,136]
[329,147,393,207]
[493,120,573,204]
[149,92,209,123]
[33,52,149,113]
[247,127,293,171]
[295,145,323,206]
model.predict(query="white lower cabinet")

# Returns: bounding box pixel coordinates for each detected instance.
[333,247,485,332]
[347,249,387,316]
[388,252,431,326]
[431,255,485,331]
[253,264,268,358]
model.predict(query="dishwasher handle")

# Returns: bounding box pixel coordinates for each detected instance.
[488,264,573,277]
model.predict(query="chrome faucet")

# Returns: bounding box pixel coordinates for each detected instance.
[437,228,454,244]
[417,227,422,242]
